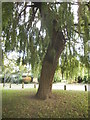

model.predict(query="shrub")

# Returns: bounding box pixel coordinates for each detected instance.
[83,76,88,83]
[19,79,23,83]
[78,76,83,83]
[53,73,61,83]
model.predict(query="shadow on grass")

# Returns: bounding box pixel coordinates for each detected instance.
[2,89,88,118]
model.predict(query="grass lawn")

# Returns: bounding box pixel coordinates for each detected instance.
[2,89,89,118]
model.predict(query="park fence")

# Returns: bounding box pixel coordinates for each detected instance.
[0,83,89,92]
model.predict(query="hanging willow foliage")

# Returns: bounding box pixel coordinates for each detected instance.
[78,2,90,41]
[2,2,90,75]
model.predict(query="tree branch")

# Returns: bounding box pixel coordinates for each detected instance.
[74,23,90,26]
[73,29,84,35]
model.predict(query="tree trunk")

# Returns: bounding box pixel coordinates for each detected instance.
[36,3,66,99]
[36,30,65,99]
[36,61,55,99]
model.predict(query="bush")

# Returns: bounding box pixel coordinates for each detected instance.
[53,74,61,83]
[78,76,83,83]
[83,76,88,83]
[88,77,90,84]
[0,77,4,83]
[19,79,23,83]
[75,77,77,82]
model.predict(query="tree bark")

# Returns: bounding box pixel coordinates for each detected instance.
[36,3,66,99]
[36,32,65,99]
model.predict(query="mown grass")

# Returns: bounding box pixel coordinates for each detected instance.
[2,89,89,118]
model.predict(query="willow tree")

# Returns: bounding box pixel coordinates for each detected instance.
[2,2,90,99]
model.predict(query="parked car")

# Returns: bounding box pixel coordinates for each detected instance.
[22,75,33,84]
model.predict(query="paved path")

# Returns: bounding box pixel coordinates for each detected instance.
[52,83,89,91]
[0,83,90,91]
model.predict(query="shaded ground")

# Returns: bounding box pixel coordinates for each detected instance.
[2,89,88,118]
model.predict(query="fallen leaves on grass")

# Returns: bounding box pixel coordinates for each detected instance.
[2,89,88,118]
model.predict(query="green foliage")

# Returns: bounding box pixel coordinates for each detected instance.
[78,3,90,42]
[83,76,88,83]
[2,2,14,31]
[54,68,61,82]
[58,3,74,39]
[2,2,89,79]
[60,42,80,80]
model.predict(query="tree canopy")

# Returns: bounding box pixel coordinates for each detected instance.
[1,2,90,99]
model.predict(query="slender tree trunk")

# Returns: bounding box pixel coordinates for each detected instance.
[36,3,66,99]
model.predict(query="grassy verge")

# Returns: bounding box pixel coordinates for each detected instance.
[2,89,88,118]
